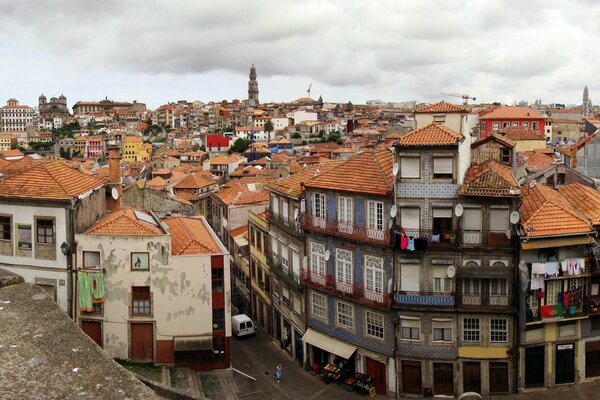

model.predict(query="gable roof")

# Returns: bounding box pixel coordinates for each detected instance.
[267,160,343,198]
[0,156,44,178]
[523,152,555,172]
[395,123,463,146]
[85,207,164,235]
[520,182,592,237]
[471,132,515,149]
[305,149,394,196]
[479,106,545,120]
[459,160,520,197]
[173,173,213,190]
[500,127,546,141]
[559,183,600,226]
[414,101,468,114]
[163,216,221,255]
[213,179,270,206]
[0,161,106,201]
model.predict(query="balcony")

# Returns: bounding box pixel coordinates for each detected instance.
[267,255,303,291]
[526,300,589,324]
[461,230,513,248]
[301,213,391,247]
[457,292,512,309]
[397,229,513,251]
[302,269,390,308]
[267,210,303,237]
[393,291,455,307]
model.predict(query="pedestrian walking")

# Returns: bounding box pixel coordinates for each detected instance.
[274,363,282,383]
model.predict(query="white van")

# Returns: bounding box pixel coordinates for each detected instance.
[231,314,255,337]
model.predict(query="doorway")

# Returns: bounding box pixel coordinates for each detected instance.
[433,362,454,395]
[401,360,422,394]
[366,357,386,394]
[555,343,575,384]
[81,320,102,348]
[489,362,509,393]
[130,323,154,361]
[525,346,545,387]
[463,361,481,394]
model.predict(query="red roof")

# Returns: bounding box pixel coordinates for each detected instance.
[396,123,463,146]
[414,101,468,114]
[479,107,545,120]
[206,135,232,147]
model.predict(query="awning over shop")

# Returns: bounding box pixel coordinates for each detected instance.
[174,335,212,351]
[302,328,357,359]
[521,235,596,250]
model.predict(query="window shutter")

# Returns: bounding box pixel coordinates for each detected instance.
[490,209,509,231]
[400,262,420,291]
[400,157,420,178]
[433,157,453,174]
[463,208,482,230]
[433,208,452,218]
[400,208,420,230]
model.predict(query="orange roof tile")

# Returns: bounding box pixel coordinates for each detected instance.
[173,173,213,190]
[213,179,269,206]
[267,161,343,198]
[459,161,520,197]
[414,101,468,114]
[0,156,43,178]
[396,123,463,146]
[471,133,515,149]
[479,106,545,120]
[228,225,249,238]
[305,149,394,196]
[207,154,245,165]
[1,149,24,157]
[85,207,164,235]
[163,217,221,255]
[0,161,106,200]
[559,183,600,226]
[524,152,555,172]
[521,182,592,237]
[500,127,546,141]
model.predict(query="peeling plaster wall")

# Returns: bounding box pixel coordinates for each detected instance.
[74,233,221,360]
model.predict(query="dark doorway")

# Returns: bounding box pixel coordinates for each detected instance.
[366,358,386,394]
[433,362,454,395]
[81,320,102,348]
[525,346,545,387]
[555,343,575,384]
[130,323,154,361]
[463,361,481,394]
[401,360,422,394]
[489,362,509,394]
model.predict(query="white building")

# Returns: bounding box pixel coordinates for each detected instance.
[0,98,36,134]
[287,110,318,125]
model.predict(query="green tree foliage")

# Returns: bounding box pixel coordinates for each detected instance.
[228,138,250,154]
[264,119,274,142]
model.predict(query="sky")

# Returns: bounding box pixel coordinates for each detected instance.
[0,0,598,109]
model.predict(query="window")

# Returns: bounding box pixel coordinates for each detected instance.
[546,280,562,305]
[501,149,511,165]
[532,122,538,130]
[365,255,384,294]
[522,122,529,127]
[271,235,278,260]
[463,318,480,342]
[281,244,289,273]
[432,208,452,234]
[480,122,486,131]
[36,218,54,244]
[400,261,420,292]
[433,320,453,342]
[311,292,327,319]
[557,173,566,186]
[336,301,354,329]
[433,114,445,123]
[463,208,482,244]
[463,278,481,295]
[490,208,509,232]
[502,122,509,128]
[433,157,453,179]
[367,201,384,231]
[313,192,326,219]
[82,302,103,315]
[401,318,420,340]
[271,195,279,215]
[366,310,385,339]
[490,318,508,343]
[131,252,149,271]
[400,157,420,178]
[433,265,452,293]
[310,242,326,276]
[212,268,224,292]
[512,121,519,127]
[338,196,353,233]
[83,251,101,269]
[335,248,352,285]
[212,308,225,331]
[400,207,420,235]
[492,122,500,131]
[0,216,10,240]
[489,279,508,296]
[131,286,152,315]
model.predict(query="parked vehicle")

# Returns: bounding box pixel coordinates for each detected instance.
[231,314,255,337]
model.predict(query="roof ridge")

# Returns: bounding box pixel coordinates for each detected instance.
[41,163,72,197]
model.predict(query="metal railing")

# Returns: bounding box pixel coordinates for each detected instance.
[396,229,514,250]
[267,255,303,290]
[393,291,455,307]
[458,292,512,308]
[267,211,304,237]
[301,213,391,247]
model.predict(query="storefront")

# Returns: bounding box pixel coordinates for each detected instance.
[303,328,357,371]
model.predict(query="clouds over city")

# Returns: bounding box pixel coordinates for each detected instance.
[0,0,598,107]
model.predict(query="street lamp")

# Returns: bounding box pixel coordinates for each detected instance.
[60,241,71,256]
[61,241,74,318]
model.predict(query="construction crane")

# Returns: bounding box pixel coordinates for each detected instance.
[307,83,312,99]
[441,92,476,105]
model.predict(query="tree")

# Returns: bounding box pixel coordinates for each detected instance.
[228,138,250,154]
[264,119,274,144]
[291,132,302,139]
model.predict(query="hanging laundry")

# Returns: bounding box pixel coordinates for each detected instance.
[77,273,93,312]
[560,260,568,274]
[400,234,408,250]
[407,236,415,251]
[530,274,544,290]
[92,272,104,303]
[545,262,559,277]
[532,263,545,275]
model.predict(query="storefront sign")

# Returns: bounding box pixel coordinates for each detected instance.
[557,344,573,350]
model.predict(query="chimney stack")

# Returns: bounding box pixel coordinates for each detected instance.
[107,140,122,211]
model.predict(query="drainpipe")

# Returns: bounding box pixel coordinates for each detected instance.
[66,202,76,319]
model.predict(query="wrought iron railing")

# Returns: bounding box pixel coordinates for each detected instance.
[301,213,391,247]
[267,210,304,237]
[393,291,455,307]
[267,255,303,290]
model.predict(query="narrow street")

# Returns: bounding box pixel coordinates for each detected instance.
[229,329,387,400]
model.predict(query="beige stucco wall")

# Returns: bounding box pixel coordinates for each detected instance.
[515,139,547,152]
[415,113,463,132]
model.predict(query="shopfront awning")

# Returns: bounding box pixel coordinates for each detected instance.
[174,335,212,351]
[521,236,596,250]
[302,328,357,359]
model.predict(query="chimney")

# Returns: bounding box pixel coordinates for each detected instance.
[107,140,123,211]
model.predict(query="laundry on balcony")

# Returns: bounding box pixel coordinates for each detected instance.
[78,271,105,312]
[560,258,586,276]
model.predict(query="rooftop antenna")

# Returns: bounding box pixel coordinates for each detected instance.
[441,92,476,105]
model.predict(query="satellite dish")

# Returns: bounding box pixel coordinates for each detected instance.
[392,163,399,176]
[510,211,520,225]
[454,204,463,217]
[390,205,397,218]
[111,187,119,200]
[446,265,456,278]
[325,250,330,261]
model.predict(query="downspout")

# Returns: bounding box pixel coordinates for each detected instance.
[67,201,77,319]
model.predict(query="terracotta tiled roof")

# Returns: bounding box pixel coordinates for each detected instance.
[560,133,596,157]
[523,152,555,172]
[305,149,394,196]
[479,107,545,120]
[471,133,515,149]
[460,160,520,197]
[267,161,343,198]
[228,225,249,238]
[499,127,546,141]
[207,154,245,165]
[520,182,592,237]
[85,207,164,235]
[163,217,221,255]
[123,136,142,143]
[559,183,600,226]
[213,179,269,206]
[0,149,24,158]
[396,123,463,146]
[0,161,105,200]
[0,156,43,178]
[173,174,213,190]
[414,101,468,114]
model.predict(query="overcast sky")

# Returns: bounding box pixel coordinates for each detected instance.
[0,0,597,109]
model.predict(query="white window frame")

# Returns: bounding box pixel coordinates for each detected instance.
[335,248,353,293]
[313,192,326,226]
[365,255,384,293]
[310,242,326,279]
[400,261,420,292]
[490,318,508,343]
[365,310,385,340]
[367,200,384,231]
[432,157,454,179]
[336,301,354,329]
[400,317,420,341]
[311,292,327,320]
[433,265,452,293]
[462,318,480,343]
[271,194,279,215]
[338,196,354,234]
[492,122,500,131]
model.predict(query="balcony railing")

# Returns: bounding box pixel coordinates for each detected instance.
[526,300,589,323]
[267,255,303,290]
[397,229,514,250]
[267,210,303,237]
[458,292,512,308]
[393,291,455,307]
[461,230,512,247]
[302,269,389,307]
[301,213,391,247]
